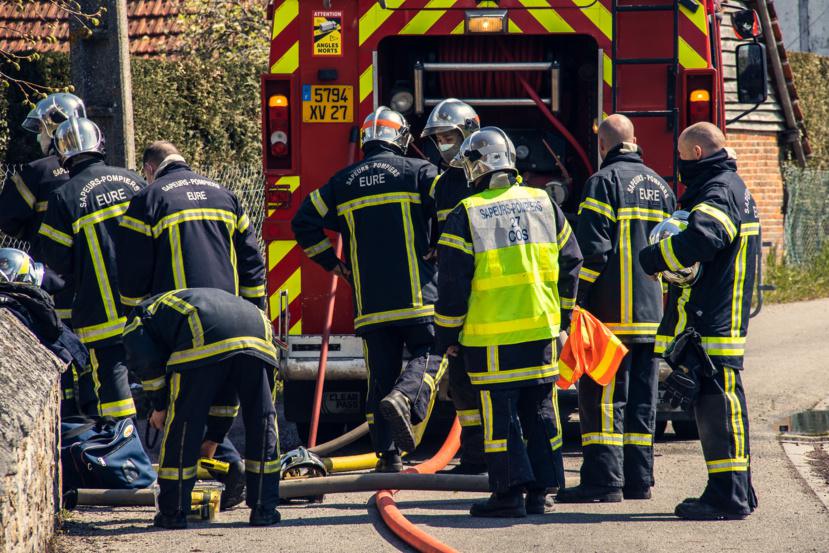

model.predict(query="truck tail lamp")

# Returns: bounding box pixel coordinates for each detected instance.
[688,89,712,124]
[465,10,507,33]
[269,94,290,158]
[682,69,718,127]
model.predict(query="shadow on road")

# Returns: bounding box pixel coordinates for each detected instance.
[406,511,677,527]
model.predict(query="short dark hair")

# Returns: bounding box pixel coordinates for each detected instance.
[142,140,180,166]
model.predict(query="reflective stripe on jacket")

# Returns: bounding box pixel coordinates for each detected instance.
[575,143,676,343]
[38,158,146,346]
[435,183,583,359]
[116,162,266,309]
[291,144,438,335]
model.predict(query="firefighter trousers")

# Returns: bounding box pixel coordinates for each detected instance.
[578,343,658,489]
[204,385,245,465]
[448,353,485,465]
[696,366,757,515]
[60,362,98,418]
[362,323,445,454]
[89,344,136,420]
[479,385,564,493]
[157,355,279,515]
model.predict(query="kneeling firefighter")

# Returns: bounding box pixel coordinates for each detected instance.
[292,107,445,472]
[422,98,485,474]
[435,127,583,517]
[122,288,281,529]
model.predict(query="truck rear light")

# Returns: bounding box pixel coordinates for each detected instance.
[269,94,290,158]
[465,10,507,33]
[688,88,712,124]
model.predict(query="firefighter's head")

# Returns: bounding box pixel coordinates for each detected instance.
[678,122,725,161]
[361,106,412,154]
[142,141,186,184]
[22,92,86,156]
[452,127,517,187]
[598,114,636,160]
[421,99,480,164]
[54,117,105,168]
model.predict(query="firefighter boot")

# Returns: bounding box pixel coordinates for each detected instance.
[216,461,246,510]
[153,511,187,530]
[674,499,747,521]
[249,506,282,526]
[375,451,404,473]
[623,485,652,500]
[470,489,526,518]
[555,484,623,503]
[379,390,416,453]
[525,488,555,515]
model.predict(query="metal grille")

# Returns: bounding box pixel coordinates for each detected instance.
[783,166,829,264]
[0,162,267,258]
[0,164,31,252]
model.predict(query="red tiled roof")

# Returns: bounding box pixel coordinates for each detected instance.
[0,0,182,57]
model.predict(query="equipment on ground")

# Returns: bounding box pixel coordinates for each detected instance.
[649,210,702,287]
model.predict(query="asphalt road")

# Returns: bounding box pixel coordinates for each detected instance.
[57,298,829,553]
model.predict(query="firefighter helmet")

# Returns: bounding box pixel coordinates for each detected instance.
[648,211,702,287]
[280,446,328,503]
[54,117,105,162]
[451,127,517,184]
[361,106,412,154]
[421,99,480,164]
[0,248,44,286]
[22,93,86,137]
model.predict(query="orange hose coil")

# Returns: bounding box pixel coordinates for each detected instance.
[375,419,463,553]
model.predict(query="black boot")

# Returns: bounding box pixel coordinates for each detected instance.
[249,506,282,526]
[674,499,748,521]
[525,489,554,515]
[375,451,404,473]
[379,390,416,452]
[440,462,488,475]
[153,511,187,530]
[623,485,652,500]
[470,490,526,518]
[214,460,246,510]
[555,483,622,503]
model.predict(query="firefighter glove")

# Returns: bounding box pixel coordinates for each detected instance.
[662,368,699,411]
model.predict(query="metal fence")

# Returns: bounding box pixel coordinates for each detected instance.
[0,162,267,258]
[783,165,829,264]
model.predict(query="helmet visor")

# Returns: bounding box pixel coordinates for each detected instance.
[22,107,43,134]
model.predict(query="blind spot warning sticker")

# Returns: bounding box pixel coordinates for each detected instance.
[313,11,343,57]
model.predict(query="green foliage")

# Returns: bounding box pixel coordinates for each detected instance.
[177,0,269,68]
[765,245,829,303]
[789,52,829,170]
[1,53,263,167]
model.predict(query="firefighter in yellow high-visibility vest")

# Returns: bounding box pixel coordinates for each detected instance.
[435,128,583,517]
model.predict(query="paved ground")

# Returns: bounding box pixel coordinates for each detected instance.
[57,299,829,553]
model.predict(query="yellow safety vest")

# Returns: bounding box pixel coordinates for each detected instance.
[459,185,561,347]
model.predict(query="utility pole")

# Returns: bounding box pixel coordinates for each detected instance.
[69,0,136,169]
[798,0,811,53]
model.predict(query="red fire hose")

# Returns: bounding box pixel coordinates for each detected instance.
[375,418,463,553]
[308,127,360,448]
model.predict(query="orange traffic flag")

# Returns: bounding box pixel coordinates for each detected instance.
[556,306,628,389]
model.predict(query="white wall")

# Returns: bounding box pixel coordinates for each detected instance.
[776,0,829,55]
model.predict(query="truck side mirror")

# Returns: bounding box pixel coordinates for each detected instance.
[731,9,761,40]
[735,42,768,104]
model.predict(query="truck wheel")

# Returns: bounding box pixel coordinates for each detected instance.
[672,419,700,440]
[654,420,668,441]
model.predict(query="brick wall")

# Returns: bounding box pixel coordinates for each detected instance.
[727,131,786,250]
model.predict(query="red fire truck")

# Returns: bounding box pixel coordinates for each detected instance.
[260,0,768,440]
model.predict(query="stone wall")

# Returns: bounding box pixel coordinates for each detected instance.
[728,131,786,251]
[0,310,64,553]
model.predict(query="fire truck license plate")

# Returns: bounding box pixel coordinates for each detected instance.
[302,85,353,123]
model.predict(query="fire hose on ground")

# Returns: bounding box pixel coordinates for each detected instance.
[374,418,464,553]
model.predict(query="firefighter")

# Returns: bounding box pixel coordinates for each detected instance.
[0,94,91,411]
[38,117,146,420]
[421,98,485,475]
[116,140,266,507]
[639,122,759,520]
[292,106,443,471]
[123,288,280,529]
[435,127,582,517]
[556,114,676,504]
